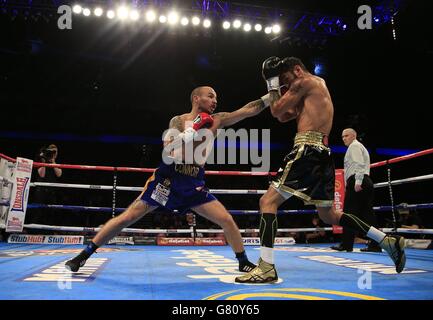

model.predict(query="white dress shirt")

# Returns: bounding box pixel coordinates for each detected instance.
[344,139,370,185]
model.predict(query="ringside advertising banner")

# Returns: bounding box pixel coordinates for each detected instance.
[333,169,346,234]
[6,158,33,232]
[8,234,84,245]
[243,237,296,245]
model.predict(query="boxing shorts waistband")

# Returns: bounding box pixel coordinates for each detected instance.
[294,131,330,150]
[173,163,203,178]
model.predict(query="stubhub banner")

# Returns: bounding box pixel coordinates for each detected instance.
[8,234,84,245]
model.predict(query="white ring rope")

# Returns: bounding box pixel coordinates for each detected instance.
[21,224,433,235]
[29,173,433,194]
[22,223,333,234]
[381,228,433,234]
[373,174,433,188]
[23,224,193,234]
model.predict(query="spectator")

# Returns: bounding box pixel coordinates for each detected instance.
[398,203,423,229]
[306,215,327,243]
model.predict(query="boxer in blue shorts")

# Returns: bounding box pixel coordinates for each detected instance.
[66,86,270,275]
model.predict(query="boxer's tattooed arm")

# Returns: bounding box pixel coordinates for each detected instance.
[245,98,267,113]
[269,91,281,109]
[270,79,307,118]
[169,116,183,131]
[164,116,183,146]
[214,112,229,120]
[214,99,267,127]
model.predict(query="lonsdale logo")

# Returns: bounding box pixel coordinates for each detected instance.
[12,177,29,212]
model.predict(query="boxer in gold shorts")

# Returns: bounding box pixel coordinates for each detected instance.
[236,57,406,283]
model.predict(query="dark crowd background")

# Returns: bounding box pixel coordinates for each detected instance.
[0,0,432,238]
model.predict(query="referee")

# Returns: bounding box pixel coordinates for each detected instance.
[331,128,382,252]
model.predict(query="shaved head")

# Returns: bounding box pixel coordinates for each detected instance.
[343,128,357,138]
[190,86,214,104]
[190,86,217,113]
[342,128,357,146]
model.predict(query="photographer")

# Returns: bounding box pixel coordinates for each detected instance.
[37,144,62,179]
[29,144,62,225]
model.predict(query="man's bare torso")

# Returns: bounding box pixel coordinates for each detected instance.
[173,113,221,133]
[167,113,221,166]
[296,75,334,136]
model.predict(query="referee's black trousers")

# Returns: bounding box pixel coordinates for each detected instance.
[341,175,379,250]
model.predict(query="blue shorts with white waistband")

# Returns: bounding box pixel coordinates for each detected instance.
[141,162,217,214]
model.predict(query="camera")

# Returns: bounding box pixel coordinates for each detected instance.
[39,146,57,161]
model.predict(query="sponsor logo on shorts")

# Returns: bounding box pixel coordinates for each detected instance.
[151,183,170,206]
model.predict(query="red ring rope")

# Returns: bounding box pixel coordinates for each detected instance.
[1,148,432,176]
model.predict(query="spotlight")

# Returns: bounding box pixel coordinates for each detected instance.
[94,8,103,17]
[130,10,139,21]
[342,24,347,30]
[233,19,241,29]
[272,24,281,34]
[243,23,251,32]
[159,15,167,23]
[72,5,82,14]
[264,26,272,34]
[107,10,115,19]
[203,19,211,28]
[117,7,129,20]
[314,64,323,75]
[254,23,262,31]
[145,10,156,22]
[167,11,179,24]
[192,16,200,25]
[82,8,91,16]
[180,17,189,26]
[222,21,230,29]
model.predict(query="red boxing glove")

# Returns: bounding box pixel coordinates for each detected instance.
[193,112,214,130]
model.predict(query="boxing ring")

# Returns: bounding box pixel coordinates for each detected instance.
[1,149,433,300]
